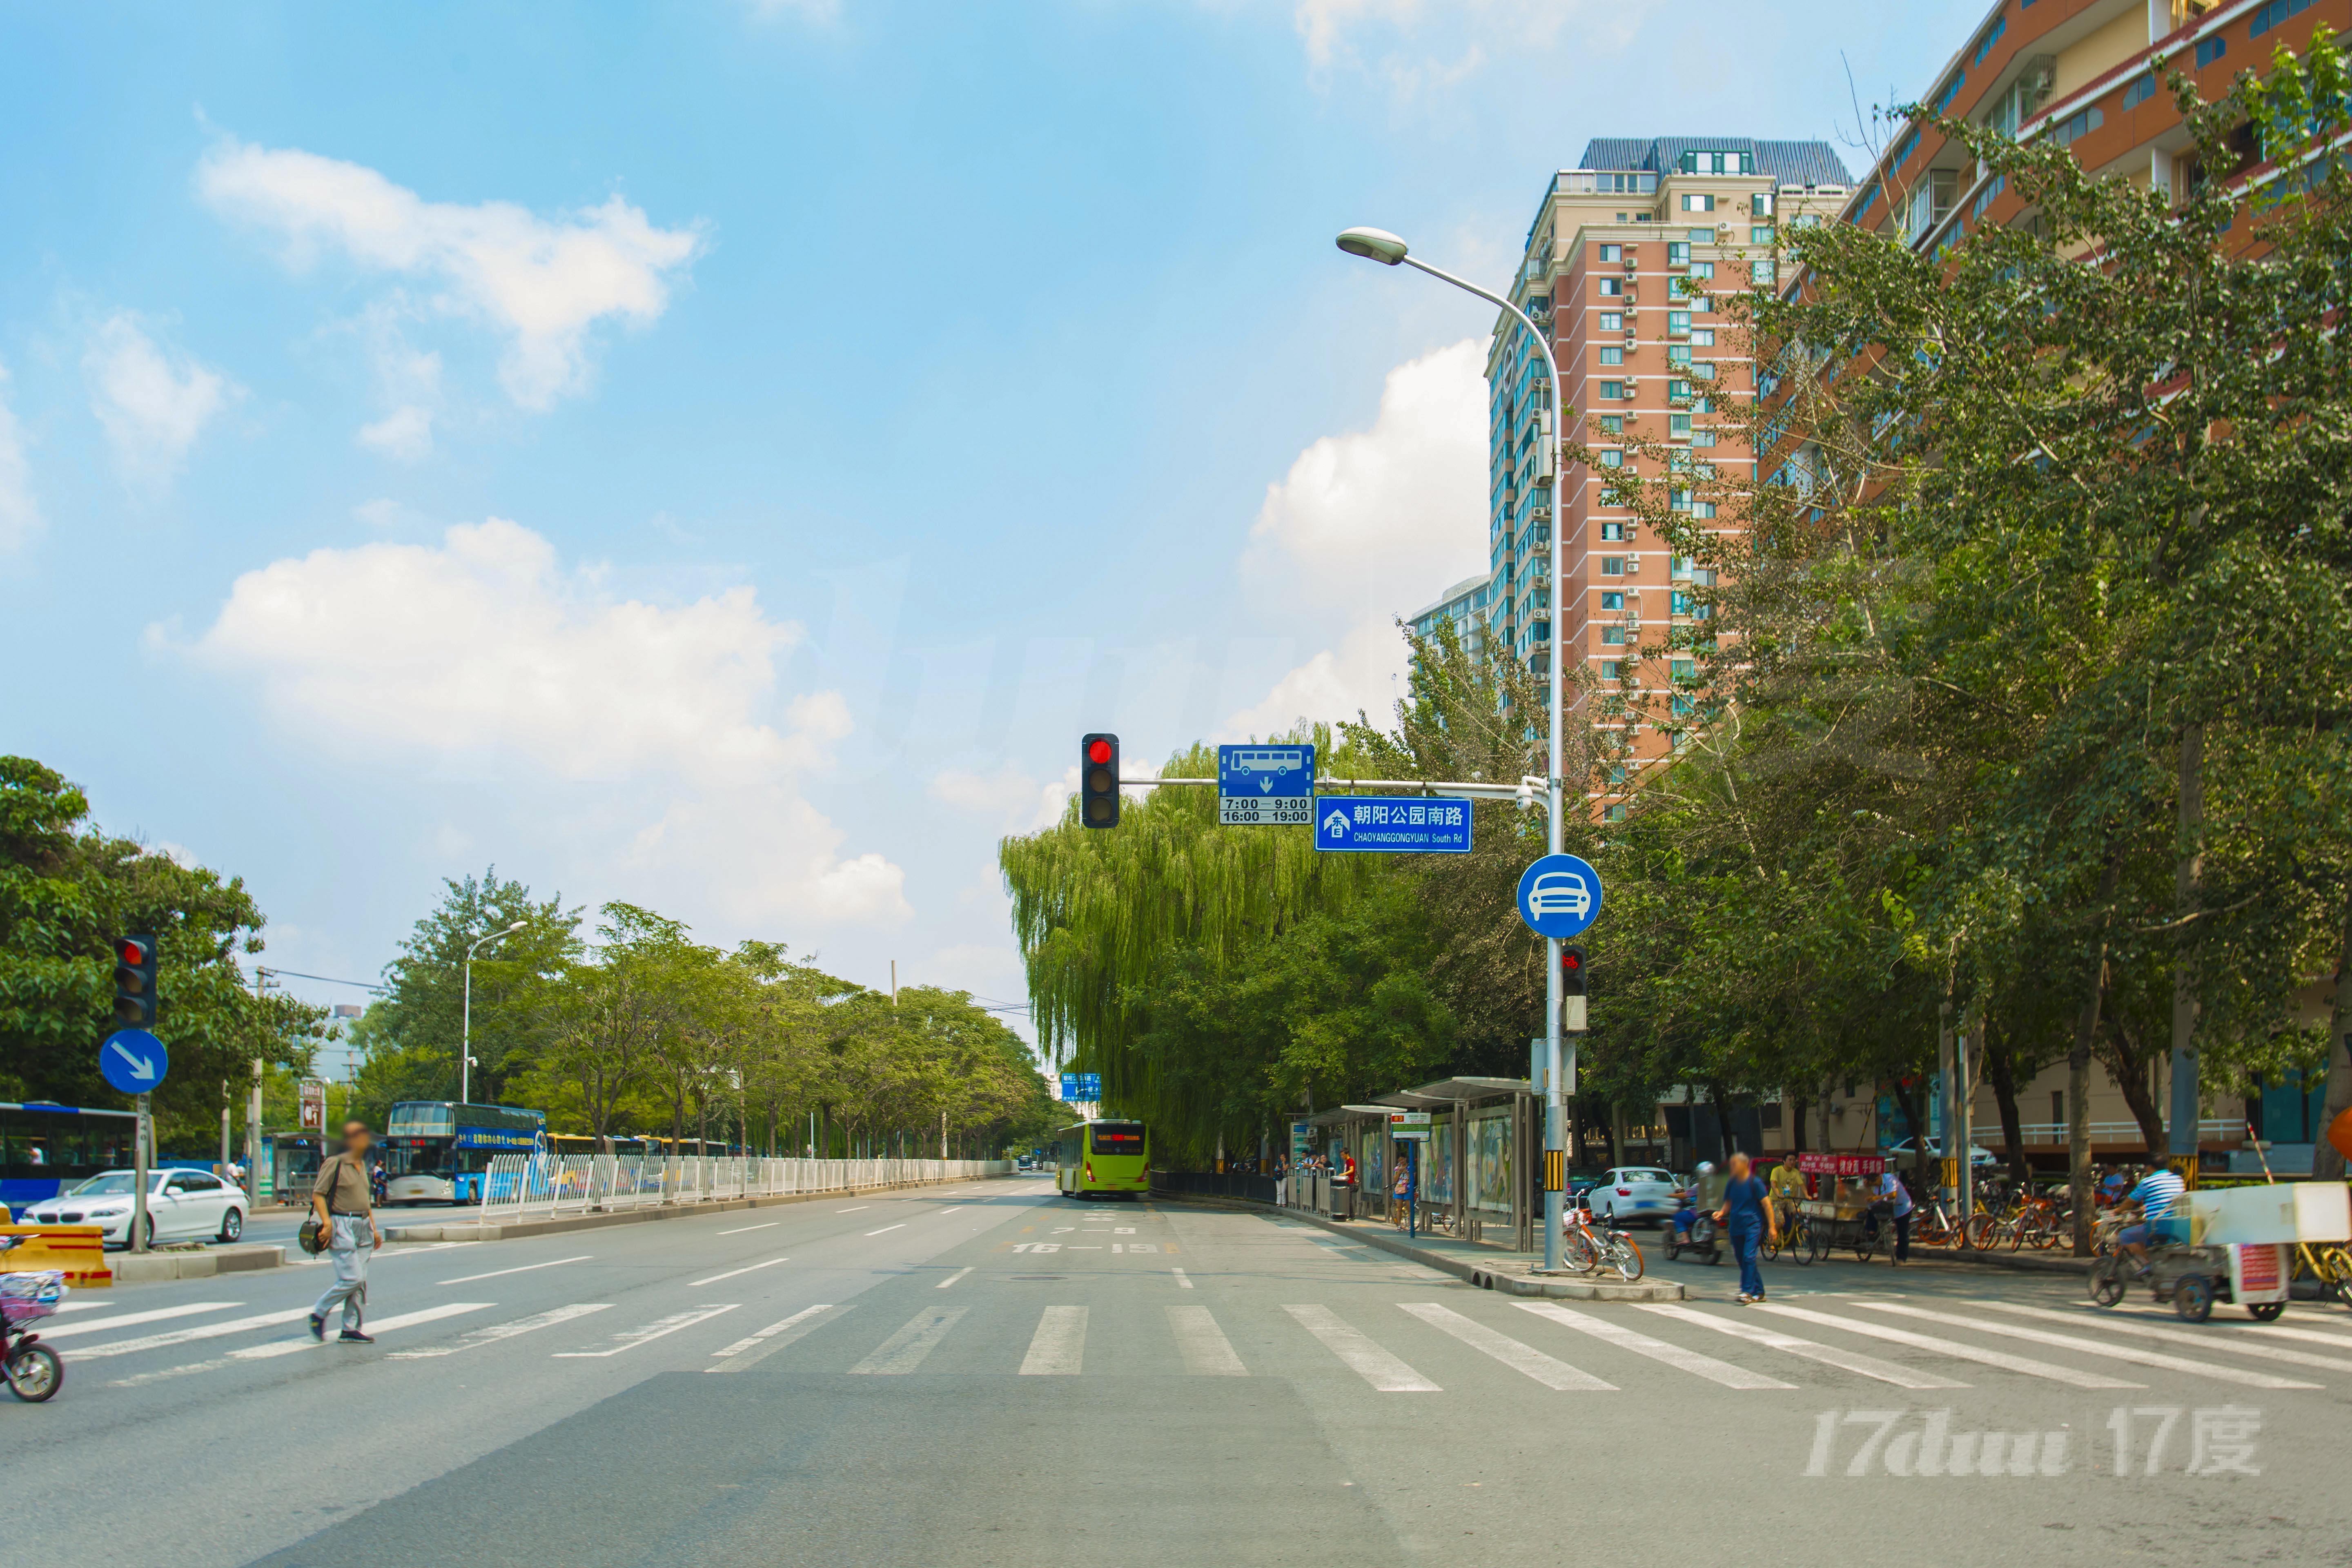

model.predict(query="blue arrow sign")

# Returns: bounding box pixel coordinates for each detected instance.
[101,1028,169,1095]
[1516,853,1604,940]
[1313,795,1473,854]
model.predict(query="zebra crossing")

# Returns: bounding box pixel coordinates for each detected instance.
[53,1280,2352,1399]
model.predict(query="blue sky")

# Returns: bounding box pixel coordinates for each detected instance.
[0,0,1983,1064]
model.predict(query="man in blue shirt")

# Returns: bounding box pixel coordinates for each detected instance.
[2118,1165,2187,1264]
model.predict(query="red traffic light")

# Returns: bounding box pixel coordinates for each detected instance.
[1087,738,1113,765]
[1560,951,1582,971]
[118,938,150,966]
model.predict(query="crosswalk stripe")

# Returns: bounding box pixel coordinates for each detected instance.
[390,1303,613,1359]
[1636,1303,1967,1390]
[2083,1308,2352,1352]
[707,1304,848,1373]
[36,1301,240,1340]
[1284,1303,1439,1391]
[73,1307,313,1361]
[1752,1303,2140,1389]
[849,1306,967,1374]
[1021,1305,1088,1375]
[1399,1303,1615,1390]
[1166,1305,1247,1376]
[233,1302,495,1360]
[1854,1302,2321,1390]
[1979,1301,2352,1373]
[1514,1301,1795,1389]
[552,1303,740,1359]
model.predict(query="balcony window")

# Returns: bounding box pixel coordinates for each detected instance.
[1751,260,1775,285]
[1600,521,1633,541]
[1597,379,1625,400]
[1601,557,1627,577]
[1599,311,1624,332]
[1599,243,1622,262]
[1666,242,1690,264]
[1751,193,1773,217]
[1668,310,1691,334]
[1601,626,1626,645]
[1599,660,1622,681]
[1600,591,1626,610]
[1599,346,1624,365]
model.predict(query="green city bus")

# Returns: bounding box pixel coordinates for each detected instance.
[1055,1119,1149,1200]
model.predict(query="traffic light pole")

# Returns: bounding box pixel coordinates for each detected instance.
[131,1092,150,1255]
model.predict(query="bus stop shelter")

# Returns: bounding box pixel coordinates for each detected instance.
[1372,1077,1535,1250]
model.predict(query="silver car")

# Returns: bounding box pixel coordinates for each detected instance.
[1588,1165,1678,1227]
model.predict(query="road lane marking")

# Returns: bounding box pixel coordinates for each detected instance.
[866,1224,906,1236]
[935,1208,963,1216]
[1637,1303,1967,1390]
[390,1303,613,1358]
[1513,1302,1795,1389]
[1400,1303,1616,1390]
[1854,1302,2321,1390]
[2034,1301,2352,1358]
[837,1207,870,1213]
[1752,1303,2140,1389]
[74,1308,313,1361]
[1167,1305,1246,1376]
[937,1267,973,1290]
[439,1254,592,1285]
[691,1256,790,1286]
[232,1302,496,1360]
[718,1223,780,1236]
[554,1303,741,1358]
[1172,1268,1192,1288]
[707,1304,849,1373]
[37,1301,241,1340]
[849,1306,967,1374]
[1284,1304,1439,1392]
[1020,1306,1088,1375]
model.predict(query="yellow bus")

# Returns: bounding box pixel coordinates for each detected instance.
[1056,1119,1150,1200]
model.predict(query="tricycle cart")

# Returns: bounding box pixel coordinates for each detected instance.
[1795,1153,1890,1263]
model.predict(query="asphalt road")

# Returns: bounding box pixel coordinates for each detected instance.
[10,1175,2348,1568]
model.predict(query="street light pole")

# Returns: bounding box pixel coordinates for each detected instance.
[1337,226,1570,1271]
[462,921,527,1105]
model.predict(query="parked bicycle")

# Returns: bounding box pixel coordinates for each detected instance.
[0,1235,66,1402]
[1561,1204,1645,1281]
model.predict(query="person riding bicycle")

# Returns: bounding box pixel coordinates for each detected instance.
[2115,1163,2186,1267]
[1767,1154,1807,1230]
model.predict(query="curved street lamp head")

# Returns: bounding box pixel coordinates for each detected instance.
[505,920,527,932]
[1336,227,1409,265]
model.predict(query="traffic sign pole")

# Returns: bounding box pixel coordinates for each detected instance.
[132,1092,149,1255]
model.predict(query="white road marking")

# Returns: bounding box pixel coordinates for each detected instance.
[74,1307,313,1361]
[849,1306,967,1374]
[937,1267,973,1290]
[1284,1303,1439,1392]
[1637,1303,1967,1390]
[1400,1303,1616,1390]
[1514,1302,1795,1389]
[553,1303,741,1359]
[708,1303,848,1373]
[37,1301,240,1340]
[1020,1305,1088,1375]
[718,1223,780,1236]
[1855,1302,2321,1390]
[1167,1305,1246,1376]
[866,1224,906,1236]
[1982,1301,2352,1372]
[232,1302,496,1360]
[2054,1302,2352,1352]
[691,1256,790,1287]
[439,1254,592,1285]
[935,1208,963,1216]
[56,1300,114,1313]
[837,1207,870,1213]
[390,1303,612,1358]
[1172,1267,1193,1289]
[1752,1302,2140,1389]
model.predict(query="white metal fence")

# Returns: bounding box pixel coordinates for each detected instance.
[474,1153,1012,1223]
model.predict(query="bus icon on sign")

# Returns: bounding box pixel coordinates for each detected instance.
[1528,869,1591,920]
[1226,748,1306,777]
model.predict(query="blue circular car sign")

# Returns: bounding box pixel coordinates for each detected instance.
[1516,854,1603,940]
[100,1028,169,1095]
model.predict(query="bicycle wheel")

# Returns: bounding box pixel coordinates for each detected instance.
[2089,1256,2127,1308]
[1964,1213,1998,1251]
[1788,1215,1815,1265]
[1561,1229,1600,1274]
[1608,1234,1645,1282]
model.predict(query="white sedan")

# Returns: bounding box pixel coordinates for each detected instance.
[1586,1166,1679,1227]
[21,1167,247,1250]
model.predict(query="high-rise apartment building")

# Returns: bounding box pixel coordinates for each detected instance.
[1483,136,1850,816]
[1407,572,1494,664]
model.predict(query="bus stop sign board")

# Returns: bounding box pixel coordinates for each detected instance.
[1218,743,1314,825]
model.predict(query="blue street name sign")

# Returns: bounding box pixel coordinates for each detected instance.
[1516,853,1604,940]
[1312,795,1473,854]
[100,1028,169,1095]
[1059,1072,1102,1101]
[1218,743,1315,825]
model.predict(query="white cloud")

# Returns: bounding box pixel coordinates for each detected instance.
[187,517,909,928]
[1289,0,1641,87]
[358,405,434,461]
[929,762,1074,832]
[1227,338,1488,731]
[197,136,704,411]
[0,359,38,552]
[83,312,235,488]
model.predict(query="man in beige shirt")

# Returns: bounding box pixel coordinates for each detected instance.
[309,1121,384,1343]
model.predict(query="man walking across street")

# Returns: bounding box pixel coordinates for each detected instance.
[1716,1151,1777,1304]
[310,1120,383,1343]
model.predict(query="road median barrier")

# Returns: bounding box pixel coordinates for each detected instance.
[109,1243,286,1285]
[382,1169,1016,1245]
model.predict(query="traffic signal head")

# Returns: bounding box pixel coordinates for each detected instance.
[1559,944,1586,997]
[1080,734,1120,829]
[112,935,158,1029]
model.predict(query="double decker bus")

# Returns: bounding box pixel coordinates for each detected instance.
[1055,1118,1149,1200]
[0,1101,139,1208]
[380,1101,546,1204]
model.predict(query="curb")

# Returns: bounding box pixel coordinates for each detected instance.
[1935,1247,2098,1276]
[383,1171,1014,1245]
[111,1244,287,1284]
[1149,1192,1684,1302]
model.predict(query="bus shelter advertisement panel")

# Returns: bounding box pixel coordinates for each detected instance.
[1468,1109,1512,1218]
